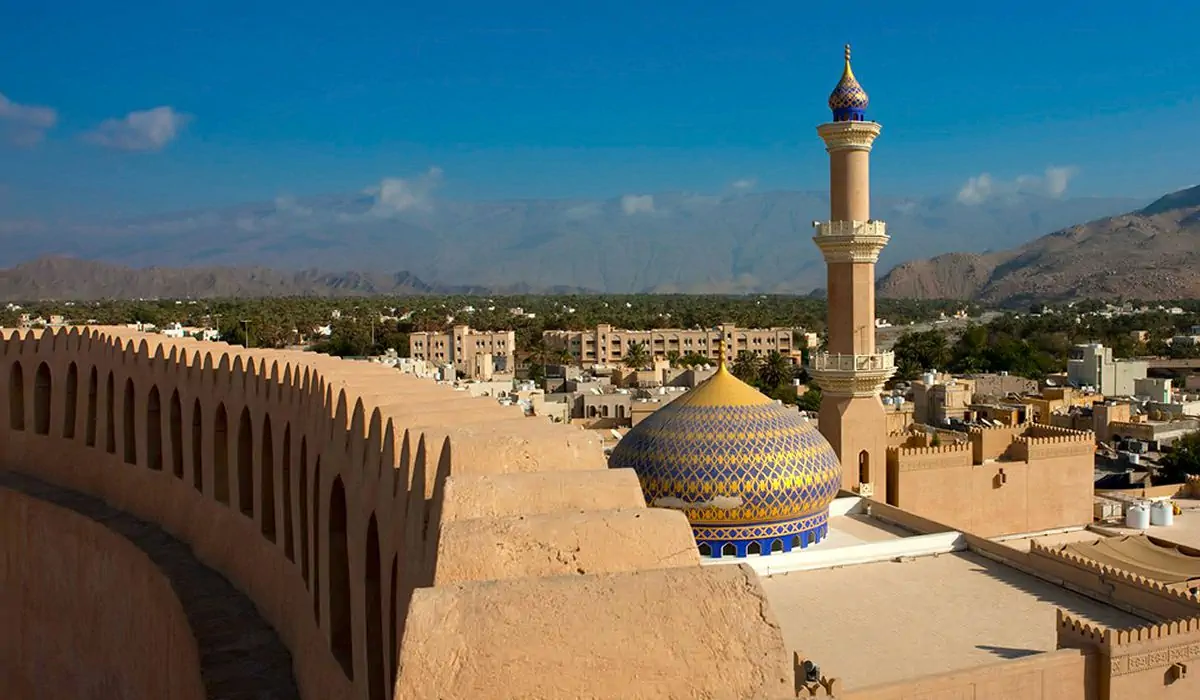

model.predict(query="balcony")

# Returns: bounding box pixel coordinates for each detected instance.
[812,220,888,239]
[806,351,895,397]
[808,352,895,372]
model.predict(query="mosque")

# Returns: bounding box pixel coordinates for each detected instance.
[7,45,1200,700]
[610,45,893,558]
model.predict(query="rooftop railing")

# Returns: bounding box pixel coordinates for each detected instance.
[808,351,895,373]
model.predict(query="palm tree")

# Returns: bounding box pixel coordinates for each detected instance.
[731,351,762,383]
[622,341,650,369]
[665,349,681,367]
[760,351,794,389]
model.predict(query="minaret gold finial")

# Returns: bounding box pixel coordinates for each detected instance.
[717,335,727,371]
[845,43,851,64]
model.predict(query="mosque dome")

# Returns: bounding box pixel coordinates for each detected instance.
[828,44,869,122]
[608,356,842,558]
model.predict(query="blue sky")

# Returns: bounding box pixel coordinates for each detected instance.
[2,1,1198,221]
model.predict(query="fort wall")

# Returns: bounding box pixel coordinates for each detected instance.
[885,425,1093,537]
[0,327,791,700]
[0,486,206,700]
[841,648,1095,700]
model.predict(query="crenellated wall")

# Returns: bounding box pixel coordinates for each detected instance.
[1057,610,1200,697]
[0,327,792,700]
[884,423,1094,537]
[0,486,206,700]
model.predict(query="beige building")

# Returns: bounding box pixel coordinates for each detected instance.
[1068,343,1148,396]
[408,324,514,379]
[543,323,809,368]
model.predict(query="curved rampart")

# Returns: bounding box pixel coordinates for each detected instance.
[0,327,790,699]
[0,482,206,700]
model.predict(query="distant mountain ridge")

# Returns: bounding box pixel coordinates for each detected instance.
[877,185,1200,303]
[0,187,1141,294]
[0,257,595,301]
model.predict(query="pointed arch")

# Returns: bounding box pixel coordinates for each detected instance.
[146,385,162,470]
[63,362,78,438]
[237,407,253,516]
[388,555,398,693]
[329,476,353,678]
[104,371,115,454]
[281,423,294,560]
[260,414,276,541]
[33,362,51,435]
[299,437,310,584]
[366,514,384,700]
[169,390,184,477]
[85,367,98,447]
[312,456,322,620]
[192,399,204,491]
[123,378,137,464]
[8,362,24,431]
[213,404,229,504]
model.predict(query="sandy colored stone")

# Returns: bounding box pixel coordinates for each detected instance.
[434,507,699,584]
[396,564,792,700]
[438,469,646,522]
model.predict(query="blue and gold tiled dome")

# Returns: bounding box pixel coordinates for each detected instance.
[608,356,842,558]
[828,44,869,122]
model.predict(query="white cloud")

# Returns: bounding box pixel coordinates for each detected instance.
[84,106,189,152]
[274,194,312,218]
[0,92,58,146]
[364,166,444,218]
[730,177,757,192]
[620,194,654,215]
[956,165,1079,205]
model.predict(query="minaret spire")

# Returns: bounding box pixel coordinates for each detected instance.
[807,45,895,498]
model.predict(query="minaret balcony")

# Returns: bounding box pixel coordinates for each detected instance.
[811,220,890,263]
[807,351,895,397]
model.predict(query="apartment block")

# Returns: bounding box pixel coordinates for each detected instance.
[408,324,515,379]
[543,323,811,367]
[1067,343,1147,397]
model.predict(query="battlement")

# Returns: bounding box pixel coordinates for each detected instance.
[1056,608,1115,650]
[0,325,793,698]
[887,443,971,458]
[1031,540,1200,608]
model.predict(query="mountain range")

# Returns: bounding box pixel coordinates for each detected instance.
[1,187,1141,295]
[878,185,1200,303]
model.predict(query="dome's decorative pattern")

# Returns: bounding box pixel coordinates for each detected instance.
[828,44,869,122]
[609,359,842,558]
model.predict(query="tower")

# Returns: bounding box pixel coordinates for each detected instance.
[808,45,895,497]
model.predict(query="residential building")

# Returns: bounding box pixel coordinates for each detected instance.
[1067,343,1148,396]
[408,324,515,379]
[543,323,810,368]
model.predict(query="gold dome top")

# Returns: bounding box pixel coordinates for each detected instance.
[671,354,772,408]
[828,44,870,121]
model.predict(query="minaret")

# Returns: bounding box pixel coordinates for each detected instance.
[808,45,895,498]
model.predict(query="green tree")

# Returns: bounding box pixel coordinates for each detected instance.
[622,341,650,369]
[731,351,762,383]
[797,387,822,412]
[759,351,794,389]
[1160,432,1200,483]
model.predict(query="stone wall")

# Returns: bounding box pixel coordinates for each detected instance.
[0,327,791,700]
[0,486,206,700]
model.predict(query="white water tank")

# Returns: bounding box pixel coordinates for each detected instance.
[923,372,936,386]
[1151,501,1175,527]
[1126,503,1151,530]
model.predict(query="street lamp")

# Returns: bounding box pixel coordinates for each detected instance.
[241,319,252,348]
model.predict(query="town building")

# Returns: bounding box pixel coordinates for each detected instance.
[1068,342,1149,396]
[543,323,812,368]
[408,324,515,379]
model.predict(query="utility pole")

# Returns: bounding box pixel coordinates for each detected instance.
[241,319,252,348]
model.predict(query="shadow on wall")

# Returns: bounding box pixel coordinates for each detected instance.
[0,327,463,700]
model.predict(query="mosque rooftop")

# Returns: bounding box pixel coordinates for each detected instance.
[761,550,1143,689]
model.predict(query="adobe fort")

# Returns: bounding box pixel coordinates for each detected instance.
[3,47,1199,700]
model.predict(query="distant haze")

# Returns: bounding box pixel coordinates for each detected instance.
[0,189,1142,294]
